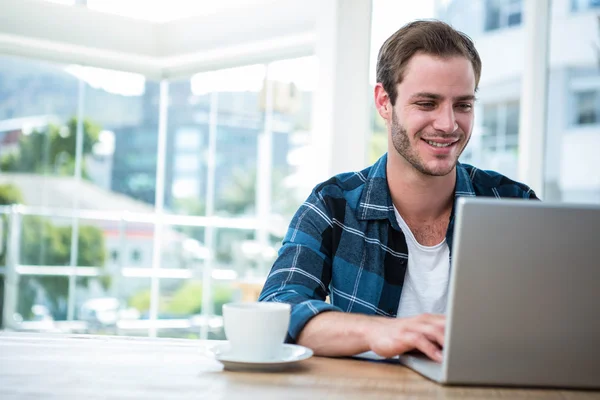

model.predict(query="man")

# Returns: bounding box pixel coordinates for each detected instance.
[258,20,537,363]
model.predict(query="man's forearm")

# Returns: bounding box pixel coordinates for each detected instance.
[296,311,446,362]
[296,311,378,357]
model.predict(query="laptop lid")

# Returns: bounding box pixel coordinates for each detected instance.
[443,198,600,388]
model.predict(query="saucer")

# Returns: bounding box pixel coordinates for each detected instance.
[210,342,313,371]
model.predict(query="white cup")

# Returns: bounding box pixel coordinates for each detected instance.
[222,302,291,361]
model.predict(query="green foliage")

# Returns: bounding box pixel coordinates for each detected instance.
[0,117,100,176]
[0,184,107,321]
[172,197,206,241]
[128,289,152,313]
[213,284,234,316]
[0,184,24,205]
[370,132,388,164]
[164,281,203,315]
[369,107,388,164]
[173,197,205,216]
[128,281,234,317]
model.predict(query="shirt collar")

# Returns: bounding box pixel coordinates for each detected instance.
[356,153,476,225]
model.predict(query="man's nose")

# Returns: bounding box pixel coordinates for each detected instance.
[432,105,458,134]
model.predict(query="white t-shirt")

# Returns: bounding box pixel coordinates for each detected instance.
[394,206,450,318]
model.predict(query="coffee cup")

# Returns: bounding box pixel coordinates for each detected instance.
[222,302,291,361]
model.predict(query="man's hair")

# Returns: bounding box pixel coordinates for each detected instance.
[376,20,482,105]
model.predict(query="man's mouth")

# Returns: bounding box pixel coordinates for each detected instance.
[422,138,459,148]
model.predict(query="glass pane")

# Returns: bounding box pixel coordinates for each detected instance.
[545,3,600,203]
[507,10,522,27]
[207,283,237,340]
[165,79,209,216]
[575,91,598,125]
[160,223,206,271]
[214,228,258,277]
[485,0,501,31]
[80,67,159,208]
[572,0,600,11]
[75,275,144,335]
[505,101,520,136]
[0,56,79,208]
[16,275,68,323]
[120,221,155,269]
[208,65,265,217]
[18,215,106,267]
[156,279,234,340]
[267,57,317,222]
[482,104,499,139]
[159,278,202,319]
[115,277,152,336]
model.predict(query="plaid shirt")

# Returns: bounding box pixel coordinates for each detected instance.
[259,153,538,343]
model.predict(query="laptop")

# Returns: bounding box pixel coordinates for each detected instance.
[396,197,600,388]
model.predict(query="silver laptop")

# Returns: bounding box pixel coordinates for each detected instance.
[398,197,600,388]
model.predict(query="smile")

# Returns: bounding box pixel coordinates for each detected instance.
[423,139,458,148]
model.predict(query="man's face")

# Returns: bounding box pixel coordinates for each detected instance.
[387,53,476,177]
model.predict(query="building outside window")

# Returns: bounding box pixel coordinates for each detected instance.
[574,90,600,125]
[131,249,142,264]
[481,101,520,153]
[571,0,600,11]
[485,0,523,31]
[0,52,316,339]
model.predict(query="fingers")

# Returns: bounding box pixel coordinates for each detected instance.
[412,333,444,363]
[418,313,446,327]
[368,314,446,362]
[417,321,445,348]
[402,314,446,362]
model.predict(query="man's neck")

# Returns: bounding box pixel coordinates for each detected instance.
[386,151,456,222]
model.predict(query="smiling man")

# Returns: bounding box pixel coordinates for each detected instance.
[259,20,538,362]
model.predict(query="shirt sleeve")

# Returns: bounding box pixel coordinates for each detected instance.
[525,187,540,200]
[258,188,342,343]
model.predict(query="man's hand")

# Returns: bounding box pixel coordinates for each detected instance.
[297,312,446,362]
[367,314,446,362]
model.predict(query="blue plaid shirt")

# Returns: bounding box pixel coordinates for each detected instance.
[259,153,538,343]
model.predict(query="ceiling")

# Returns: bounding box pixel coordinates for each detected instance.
[0,0,320,79]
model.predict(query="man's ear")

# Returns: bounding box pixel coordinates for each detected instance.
[374,83,392,121]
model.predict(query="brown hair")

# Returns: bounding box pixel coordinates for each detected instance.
[376,20,482,105]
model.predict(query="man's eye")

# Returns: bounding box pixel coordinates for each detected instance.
[456,103,473,111]
[417,102,435,108]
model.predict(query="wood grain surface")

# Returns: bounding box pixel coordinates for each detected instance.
[0,332,598,399]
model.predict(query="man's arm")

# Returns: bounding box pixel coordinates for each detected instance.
[259,188,343,342]
[297,311,445,362]
[259,187,445,362]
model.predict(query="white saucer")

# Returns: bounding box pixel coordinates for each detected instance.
[210,342,313,371]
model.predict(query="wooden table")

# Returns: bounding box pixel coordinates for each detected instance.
[1,332,598,399]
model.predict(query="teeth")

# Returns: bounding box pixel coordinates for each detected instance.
[426,140,453,148]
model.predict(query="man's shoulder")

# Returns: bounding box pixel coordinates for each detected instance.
[460,163,537,199]
[310,164,375,210]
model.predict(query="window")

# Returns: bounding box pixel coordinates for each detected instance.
[481,101,520,153]
[175,128,202,150]
[0,52,318,337]
[174,154,199,174]
[131,249,142,264]
[571,0,600,11]
[574,90,600,125]
[485,0,523,32]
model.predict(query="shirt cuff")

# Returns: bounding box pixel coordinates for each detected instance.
[286,300,342,343]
